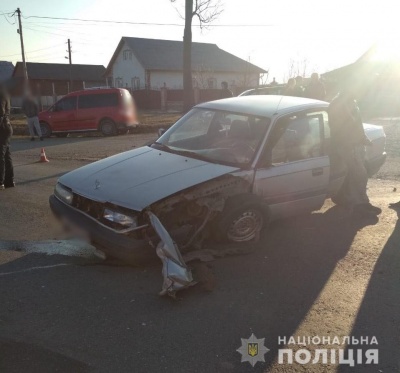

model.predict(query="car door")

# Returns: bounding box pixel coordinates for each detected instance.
[48,96,77,132]
[253,109,330,220]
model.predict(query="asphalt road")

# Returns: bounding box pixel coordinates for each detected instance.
[0,135,399,373]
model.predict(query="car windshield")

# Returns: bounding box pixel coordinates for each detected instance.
[153,108,271,167]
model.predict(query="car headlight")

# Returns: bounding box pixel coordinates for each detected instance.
[55,183,73,205]
[103,208,137,228]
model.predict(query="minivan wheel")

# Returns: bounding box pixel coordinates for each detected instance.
[100,119,116,136]
[213,195,265,243]
[40,122,52,138]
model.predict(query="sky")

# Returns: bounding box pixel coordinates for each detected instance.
[1,0,399,82]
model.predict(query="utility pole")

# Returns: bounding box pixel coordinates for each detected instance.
[16,8,28,92]
[66,39,72,92]
[67,39,72,64]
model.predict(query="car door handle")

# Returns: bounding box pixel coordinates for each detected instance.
[312,167,324,176]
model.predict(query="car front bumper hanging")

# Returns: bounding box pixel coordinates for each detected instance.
[147,211,195,297]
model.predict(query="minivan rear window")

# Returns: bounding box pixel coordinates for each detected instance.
[78,93,119,109]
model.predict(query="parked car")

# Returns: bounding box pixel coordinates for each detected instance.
[49,96,386,265]
[38,88,137,137]
[239,85,286,96]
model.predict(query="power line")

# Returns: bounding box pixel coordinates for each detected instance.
[0,43,65,58]
[23,14,276,27]
[1,12,16,25]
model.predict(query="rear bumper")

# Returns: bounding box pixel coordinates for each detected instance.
[49,195,156,264]
[366,152,387,177]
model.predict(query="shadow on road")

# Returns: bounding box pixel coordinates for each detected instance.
[0,339,91,373]
[338,212,400,373]
[206,205,379,372]
[15,172,67,186]
[0,205,381,373]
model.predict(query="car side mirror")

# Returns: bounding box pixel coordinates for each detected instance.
[158,128,166,137]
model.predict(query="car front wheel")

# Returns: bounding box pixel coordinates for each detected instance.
[40,122,52,138]
[213,195,265,243]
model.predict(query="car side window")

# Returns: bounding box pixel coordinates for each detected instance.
[78,93,119,109]
[54,96,77,112]
[264,111,326,166]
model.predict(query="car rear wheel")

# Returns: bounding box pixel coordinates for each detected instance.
[40,122,52,138]
[213,195,265,243]
[100,119,116,136]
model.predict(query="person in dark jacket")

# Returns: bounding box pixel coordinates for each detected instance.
[293,76,305,97]
[329,86,380,216]
[22,94,43,141]
[0,84,14,190]
[220,81,233,99]
[284,78,297,96]
[305,73,326,100]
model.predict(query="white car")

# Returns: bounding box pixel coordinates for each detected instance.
[50,96,386,265]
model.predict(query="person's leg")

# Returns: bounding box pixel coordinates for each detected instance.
[350,145,381,215]
[0,144,6,187]
[33,116,43,139]
[4,145,14,187]
[27,117,35,140]
[351,145,369,205]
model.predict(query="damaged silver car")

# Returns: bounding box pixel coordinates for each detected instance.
[50,96,386,292]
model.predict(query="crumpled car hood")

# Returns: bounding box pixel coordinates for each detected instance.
[58,146,239,211]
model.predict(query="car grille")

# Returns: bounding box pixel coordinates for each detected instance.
[72,194,105,221]
[70,193,143,236]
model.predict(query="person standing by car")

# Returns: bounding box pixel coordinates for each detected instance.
[329,87,381,216]
[294,76,305,97]
[284,78,297,96]
[0,84,14,190]
[220,81,233,99]
[22,93,43,141]
[305,73,326,100]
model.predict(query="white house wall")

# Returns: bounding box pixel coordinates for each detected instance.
[109,41,261,90]
[150,71,260,89]
[111,41,146,89]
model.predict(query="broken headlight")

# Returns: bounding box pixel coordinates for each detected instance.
[103,209,137,228]
[55,183,73,205]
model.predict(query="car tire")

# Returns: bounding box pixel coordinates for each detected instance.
[100,118,116,136]
[213,195,266,243]
[55,133,69,138]
[40,122,52,138]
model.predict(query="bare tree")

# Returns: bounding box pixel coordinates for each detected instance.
[259,71,270,86]
[284,58,310,82]
[192,64,215,89]
[171,0,222,111]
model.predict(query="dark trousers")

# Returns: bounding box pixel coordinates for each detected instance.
[0,143,14,186]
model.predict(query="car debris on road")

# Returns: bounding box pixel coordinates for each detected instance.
[147,211,195,297]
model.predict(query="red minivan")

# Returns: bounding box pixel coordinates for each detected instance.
[38,88,137,137]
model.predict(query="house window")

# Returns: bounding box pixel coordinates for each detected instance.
[115,78,123,88]
[132,77,140,90]
[207,78,217,89]
[123,50,133,61]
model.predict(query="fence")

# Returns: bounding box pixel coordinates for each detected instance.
[10,86,255,112]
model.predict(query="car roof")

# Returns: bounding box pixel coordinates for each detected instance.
[66,88,126,97]
[196,95,328,117]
